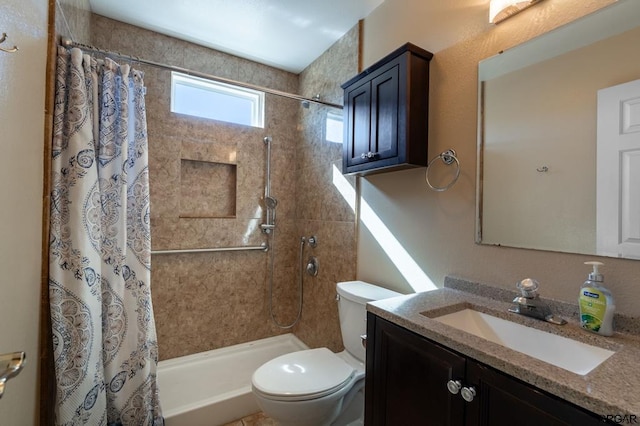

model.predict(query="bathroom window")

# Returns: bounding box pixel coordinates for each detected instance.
[171,72,265,128]
[325,111,343,144]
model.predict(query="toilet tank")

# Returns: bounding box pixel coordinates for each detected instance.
[336,281,401,362]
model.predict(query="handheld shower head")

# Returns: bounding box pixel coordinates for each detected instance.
[261,196,278,233]
[265,196,278,209]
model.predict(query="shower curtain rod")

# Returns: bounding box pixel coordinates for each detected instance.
[59,36,343,110]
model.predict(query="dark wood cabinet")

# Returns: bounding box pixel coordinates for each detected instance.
[365,313,466,425]
[365,314,609,426]
[341,43,433,176]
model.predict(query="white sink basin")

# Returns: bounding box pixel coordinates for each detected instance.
[433,308,615,375]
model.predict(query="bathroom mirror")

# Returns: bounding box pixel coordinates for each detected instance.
[476,0,640,259]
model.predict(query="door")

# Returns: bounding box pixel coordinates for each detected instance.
[343,63,401,171]
[0,0,48,423]
[365,315,466,426]
[597,79,640,258]
[465,360,605,426]
[370,65,400,162]
[344,80,372,168]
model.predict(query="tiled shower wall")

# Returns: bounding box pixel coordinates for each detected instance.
[55,8,359,360]
[91,15,304,360]
[293,27,359,351]
[55,0,91,43]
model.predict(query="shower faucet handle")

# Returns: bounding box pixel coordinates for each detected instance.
[306,256,319,277]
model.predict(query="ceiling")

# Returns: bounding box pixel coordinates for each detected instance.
[88,0,385,74]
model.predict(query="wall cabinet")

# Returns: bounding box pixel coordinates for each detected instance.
[365,314,609,425]
[341,43,433,176]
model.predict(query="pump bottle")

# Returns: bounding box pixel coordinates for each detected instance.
[579,261,615,336]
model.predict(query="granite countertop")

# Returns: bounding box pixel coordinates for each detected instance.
[366,277,640,417]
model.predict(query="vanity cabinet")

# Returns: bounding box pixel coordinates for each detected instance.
[365,314,609,425]
[341,43,433,176]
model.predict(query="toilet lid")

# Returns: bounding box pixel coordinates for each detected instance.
[252,348,355,400]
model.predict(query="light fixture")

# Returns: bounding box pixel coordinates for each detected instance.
[489,0,544,24]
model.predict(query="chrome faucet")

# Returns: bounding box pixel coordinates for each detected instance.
[509,279,566,325]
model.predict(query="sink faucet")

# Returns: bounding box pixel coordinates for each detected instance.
[509,279,566,325]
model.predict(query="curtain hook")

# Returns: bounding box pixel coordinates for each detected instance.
[0,33,18,53]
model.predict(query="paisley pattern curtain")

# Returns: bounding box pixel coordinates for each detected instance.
[49,47,162,425]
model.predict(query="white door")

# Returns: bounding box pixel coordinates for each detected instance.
[0,0,48,423]
[597,79,640,259]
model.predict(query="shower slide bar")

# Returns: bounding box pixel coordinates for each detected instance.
[59,37,343,110]
[151,243,268,255]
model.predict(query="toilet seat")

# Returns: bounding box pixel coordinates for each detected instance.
[252,348,355,402]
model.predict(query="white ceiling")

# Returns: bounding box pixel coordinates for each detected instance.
[89,0,384,74]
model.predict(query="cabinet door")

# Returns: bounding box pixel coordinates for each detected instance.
[370,64,400,162]
[344,80,372,168]
[366,315,466,426]
[465,360,606,426]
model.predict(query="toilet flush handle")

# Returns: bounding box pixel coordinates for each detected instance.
[360,334,367,348]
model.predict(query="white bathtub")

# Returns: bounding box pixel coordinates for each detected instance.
[158,334,308,426]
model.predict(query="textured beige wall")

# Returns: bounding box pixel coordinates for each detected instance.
[357,0,640,317]
[1,0,47,423]
[55,0,91,42]
[362,0,489,69]
[362,0,616,68]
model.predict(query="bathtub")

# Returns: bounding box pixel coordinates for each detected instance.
[158,334,308,426]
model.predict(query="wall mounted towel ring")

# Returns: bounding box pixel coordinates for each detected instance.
[425,149,460,192]
[0,33,18,53]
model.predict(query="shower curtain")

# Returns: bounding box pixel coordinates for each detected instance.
[49,47,162,425]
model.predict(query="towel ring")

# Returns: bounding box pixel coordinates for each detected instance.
[425,149,460,192]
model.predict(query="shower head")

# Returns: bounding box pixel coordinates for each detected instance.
[265,196,278,209]
[301,94,321,109]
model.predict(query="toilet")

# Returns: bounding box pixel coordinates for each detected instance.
[251,280,401,426]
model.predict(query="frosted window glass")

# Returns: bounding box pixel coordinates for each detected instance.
[171,72,264,128]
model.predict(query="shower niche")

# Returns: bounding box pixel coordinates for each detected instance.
[179,159,237,218]
[178,140,238,219]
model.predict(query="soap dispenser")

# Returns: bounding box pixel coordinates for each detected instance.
[579,261,615,336]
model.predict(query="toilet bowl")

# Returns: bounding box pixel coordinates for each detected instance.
[251,281,401,426]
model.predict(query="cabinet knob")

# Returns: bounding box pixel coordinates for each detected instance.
[446,379,462,395]
[360,151,378,160]
[461,386,476,402]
